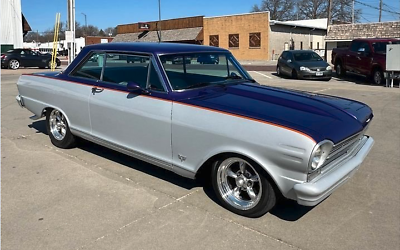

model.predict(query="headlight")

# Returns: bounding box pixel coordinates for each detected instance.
[309,140,334,172]
[300,66,311,71]
[326,65,332,70]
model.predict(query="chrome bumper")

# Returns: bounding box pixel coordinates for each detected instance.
[16,94,24,108]
[294,136,374,206]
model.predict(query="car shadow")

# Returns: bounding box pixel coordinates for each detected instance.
[30,119,314,221]
[333,73,399,87]
[29,120,199,190]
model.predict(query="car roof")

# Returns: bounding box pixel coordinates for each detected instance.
[84,42,229,54]
[286,50,316,53]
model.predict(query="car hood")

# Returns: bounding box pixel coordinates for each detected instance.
[179,83,372,144]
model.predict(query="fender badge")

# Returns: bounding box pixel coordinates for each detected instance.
[178,154,186,162]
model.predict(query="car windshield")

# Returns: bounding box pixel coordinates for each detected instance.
[372,41,400,54]
[293,52,322,61]
[160,53,251,90]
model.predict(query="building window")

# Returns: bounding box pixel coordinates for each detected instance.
[317,42,320,49]
[249,32,261,48]
[209,35,219,47]
[229,34,239,48]
[300,42,303,50]
[310,42,313,49]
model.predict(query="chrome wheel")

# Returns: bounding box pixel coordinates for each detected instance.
[216,157,262,210]
[9,59,19,70]
[49,110,67,141]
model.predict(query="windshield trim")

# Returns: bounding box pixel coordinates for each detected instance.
[157,52,254,92]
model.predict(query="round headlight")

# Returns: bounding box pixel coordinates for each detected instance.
[309,140,334,172]
[326,65,332,70]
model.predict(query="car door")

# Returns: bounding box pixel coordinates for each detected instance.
[89,53,173,168]
[346,41,361,71]
[354,42,373,75]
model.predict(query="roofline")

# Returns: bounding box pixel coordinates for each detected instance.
[270,20,327,30]
[329,20,400,27]
[204,11,269,19]
[117,15,204,27]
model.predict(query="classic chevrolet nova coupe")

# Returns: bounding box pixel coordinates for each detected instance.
[16,43,374,217]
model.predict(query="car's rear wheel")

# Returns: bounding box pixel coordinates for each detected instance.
[211,156,276,217]
[372,69,384,85]
[8,59,20,70]
[335,62,345,77]
[46,109,76,148]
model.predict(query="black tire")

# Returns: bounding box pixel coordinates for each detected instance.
[291,69,298,79]
[211,155,276,217]
[8,59,20,70]
[46,109,76,149]
[335,62,346,77]
[47,60,52,69]
[277,66,282,76]
[372,68,384,85]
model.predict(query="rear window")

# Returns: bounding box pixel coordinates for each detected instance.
[6,50,15,53]
[372,41,400,54]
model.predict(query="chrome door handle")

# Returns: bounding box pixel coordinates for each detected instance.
[91,87,104,94]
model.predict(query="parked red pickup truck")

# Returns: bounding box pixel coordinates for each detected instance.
[332,38,400,85]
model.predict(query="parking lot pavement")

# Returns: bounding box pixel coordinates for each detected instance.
[1,68,399,250]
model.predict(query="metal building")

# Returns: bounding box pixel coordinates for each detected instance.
[1,0,25,52]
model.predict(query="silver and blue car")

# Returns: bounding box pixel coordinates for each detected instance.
[16,43,374,217]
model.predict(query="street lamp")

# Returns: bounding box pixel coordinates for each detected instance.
[81,12,87,27]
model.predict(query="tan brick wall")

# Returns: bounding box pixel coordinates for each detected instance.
[203,12,269,60]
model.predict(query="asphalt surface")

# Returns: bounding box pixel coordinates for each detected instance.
[1,67,399,250]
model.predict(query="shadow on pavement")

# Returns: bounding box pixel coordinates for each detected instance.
[30,120,314,221]
[29,120,199,190]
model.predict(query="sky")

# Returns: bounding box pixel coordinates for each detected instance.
[21,0,400,33]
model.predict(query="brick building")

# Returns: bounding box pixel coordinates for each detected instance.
[325,21,400,62]
[113,12,328,61]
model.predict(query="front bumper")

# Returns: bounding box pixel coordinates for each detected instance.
[299,70,332,80]
[16,94,24,107]
[294,136,374,206]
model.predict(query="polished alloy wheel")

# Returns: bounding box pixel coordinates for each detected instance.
[216,157,262,210]
[9,59,19,70]
[49,110,67,140]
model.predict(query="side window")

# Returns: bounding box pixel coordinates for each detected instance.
[102,53,150,88]
[350,42,360,52]
[358,42,371,53]
[70,52,105,80]
[148,62,165,92]
[281,52,287,60]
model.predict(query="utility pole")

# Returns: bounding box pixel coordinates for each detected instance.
[67,0,76,63]
[352,0,355,23]
[81,13,87,37]
[324,0,333,61]
[158,0,162,42]
[379,0,382,22]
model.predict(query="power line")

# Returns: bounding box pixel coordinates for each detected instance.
[355,0,400,15]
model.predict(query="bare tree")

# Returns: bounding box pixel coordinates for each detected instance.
[296,0,361,23]
[251,0,296,21]
[104,27,117,37]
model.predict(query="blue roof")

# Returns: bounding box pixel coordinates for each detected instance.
[84,42,229,54]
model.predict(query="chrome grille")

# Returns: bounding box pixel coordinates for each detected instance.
[322,131,365,168]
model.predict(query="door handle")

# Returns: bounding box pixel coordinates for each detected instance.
[91,87,104,94]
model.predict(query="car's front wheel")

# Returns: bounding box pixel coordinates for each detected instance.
[277,66,282,76]
[291,69,298,79]
[211,156,276,217]
[8,59,20,70]
[46,109,76,148]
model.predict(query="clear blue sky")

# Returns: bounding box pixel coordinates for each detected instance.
[22,0,400,32]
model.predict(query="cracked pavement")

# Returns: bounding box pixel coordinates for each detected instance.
[1,69,399,250]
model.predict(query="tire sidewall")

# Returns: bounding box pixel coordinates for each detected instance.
[373,69,383,85]
[46,109,76,148]
[211,156,276,217]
